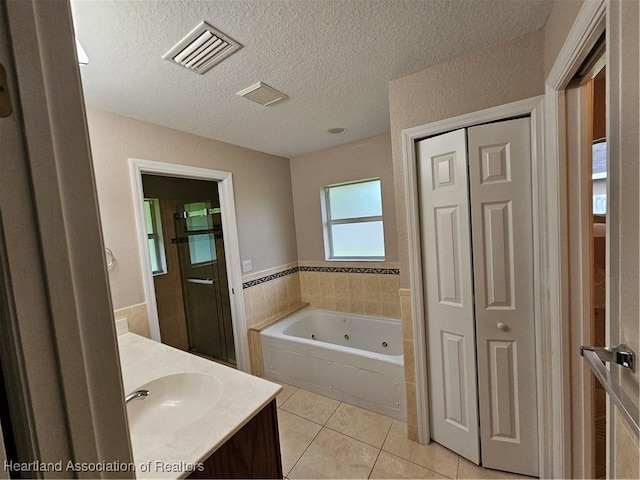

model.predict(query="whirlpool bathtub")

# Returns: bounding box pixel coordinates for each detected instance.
[261,307,406,420]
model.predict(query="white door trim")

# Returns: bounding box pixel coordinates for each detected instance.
[129,158,250,373]
[2,0,133,467]
[544,1,606,477]
[401,95,546,471]
[565,83,596,480]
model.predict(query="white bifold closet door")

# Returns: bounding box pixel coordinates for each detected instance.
[418,129,480,464]
[417,117,538,477]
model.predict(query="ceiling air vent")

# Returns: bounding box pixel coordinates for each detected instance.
[236,82,288,106]
[163,21,242,74]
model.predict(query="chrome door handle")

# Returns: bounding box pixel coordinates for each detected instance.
[580,344,635,372]
[187,277,215,285]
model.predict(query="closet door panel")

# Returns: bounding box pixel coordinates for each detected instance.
[482,201,514,308]
[468,117,538,477]
[417,129,480,464]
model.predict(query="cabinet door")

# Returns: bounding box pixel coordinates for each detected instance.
[188,400,282,479]
[417,129,480,464]
[468,117,538,477]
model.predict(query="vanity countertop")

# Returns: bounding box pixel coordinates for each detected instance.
[117,332,281,479]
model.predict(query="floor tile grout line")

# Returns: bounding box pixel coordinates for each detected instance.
[275,385,299,409]
[275,401,323,478]
[323,399,342,426]
[285,423,329,478]
[378,434,458,479]
[278,387,341,427]
[314,399,395,449]
[367,444,383,479]
[278,405,326,428]
[377,450,454,479]
[319,414,395,450]
[278,398,343,478]
[379,419,395,449]
[322,423,390,450]
[278,403,339,426]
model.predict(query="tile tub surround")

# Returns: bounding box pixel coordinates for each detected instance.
[242,261,401,327]
[400,288,419,441]
[275,383,534,479]
[243,263,302,328]
[298,261,401,319]
[114,302,150,339]
[247,302,309,377]
[118,332,281,479]
[615,408,640,479]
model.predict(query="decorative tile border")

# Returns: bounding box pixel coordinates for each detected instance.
[242,261,299,283]
[242,264,400,289]
[243,266,299,288]
[299,266,400,275]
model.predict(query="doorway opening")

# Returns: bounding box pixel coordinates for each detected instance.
[566,41,607,479]
[590,64,607,480]
[142,175,236,366]
[129,158,249,372]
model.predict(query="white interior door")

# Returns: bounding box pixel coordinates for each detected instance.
[467,118,538,477]
[607,1,640,474]
[417,129,480,464]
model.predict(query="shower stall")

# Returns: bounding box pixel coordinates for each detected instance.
[174,200,235,364]
[142,174,236,367]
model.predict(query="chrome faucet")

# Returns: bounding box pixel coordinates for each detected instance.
[125,389,150,404]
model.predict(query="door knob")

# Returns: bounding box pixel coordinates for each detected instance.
[496,322,508,331]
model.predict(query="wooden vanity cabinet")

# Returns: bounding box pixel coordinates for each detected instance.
[188,399,282,479]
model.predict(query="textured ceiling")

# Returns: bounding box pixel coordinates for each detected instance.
[71,0,551,158]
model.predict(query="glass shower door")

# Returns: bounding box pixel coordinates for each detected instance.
[174,201,235,365]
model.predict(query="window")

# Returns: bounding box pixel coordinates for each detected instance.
[322,178,385,260]
[592,139,607,214]
[144,198,166,275]
[183,201,218,266]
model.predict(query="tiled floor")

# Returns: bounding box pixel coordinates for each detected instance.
[275,383,533,479]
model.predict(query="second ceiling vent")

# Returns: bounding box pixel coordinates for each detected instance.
[163,21,242,74]
[236,82,288,106]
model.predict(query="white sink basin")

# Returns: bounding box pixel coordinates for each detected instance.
[126,372,224,435]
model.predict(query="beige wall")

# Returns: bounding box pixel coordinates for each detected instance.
[87,108,298,310]
[388,29,545,288]
[544,0,586,78]
[290,133,398,262]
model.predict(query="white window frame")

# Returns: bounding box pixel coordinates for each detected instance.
[321,178,385,261]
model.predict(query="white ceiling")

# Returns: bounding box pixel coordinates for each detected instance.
[71,0,551,158]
